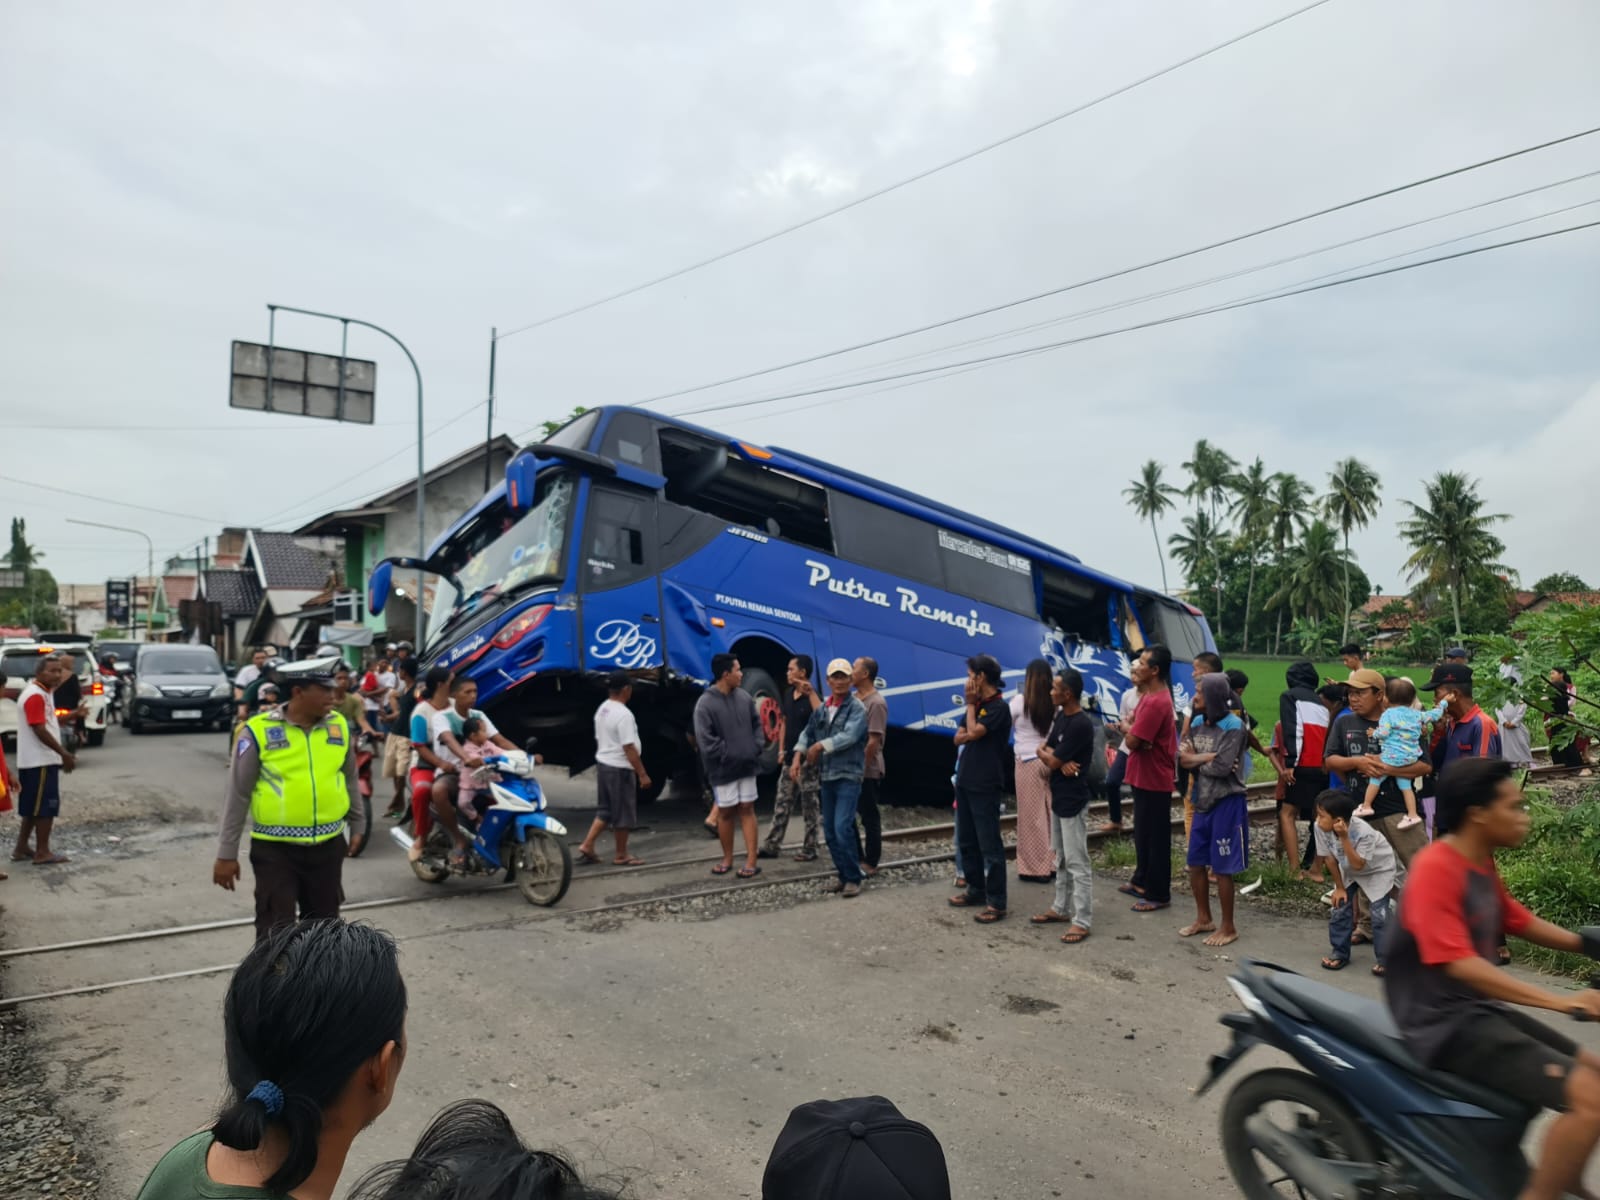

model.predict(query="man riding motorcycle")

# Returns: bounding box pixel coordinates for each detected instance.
[1384,757,1600,1200]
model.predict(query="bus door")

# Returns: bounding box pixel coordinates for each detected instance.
[579,485,664,675]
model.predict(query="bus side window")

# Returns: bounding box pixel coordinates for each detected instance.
[1119,597,1147,652]
[1039,565,1111,645]
[584,488,655,590]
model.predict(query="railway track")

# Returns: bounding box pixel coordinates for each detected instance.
[0,763,1584,1010]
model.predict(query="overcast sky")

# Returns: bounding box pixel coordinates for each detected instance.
[3,0,1597,600]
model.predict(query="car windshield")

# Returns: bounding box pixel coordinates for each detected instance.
[1,652,45,681]
[425,472,575,650]
[140,651,223,675]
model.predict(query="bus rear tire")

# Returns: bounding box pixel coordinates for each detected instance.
[740,665,784,777]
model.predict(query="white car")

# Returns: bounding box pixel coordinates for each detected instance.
[0,642,111,749]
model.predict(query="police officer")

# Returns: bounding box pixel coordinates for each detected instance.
[212,657,368,941]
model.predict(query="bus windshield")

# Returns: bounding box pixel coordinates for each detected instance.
[426,471,575,649]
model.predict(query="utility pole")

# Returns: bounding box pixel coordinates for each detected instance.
[484,326,497,491]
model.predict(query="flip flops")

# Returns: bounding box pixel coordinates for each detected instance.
[736,865,762,879]
[576,849,602,865]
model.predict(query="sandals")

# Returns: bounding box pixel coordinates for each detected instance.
[1030,911,1069,924]
[1131,900,1170,913]
[1321,957,1349,971]
[1060,927,1090,944]
[576,849,602,865]
[710,862,733,875]
[973,906,1007,924]
[736,865,762,879]
[793,851,818,862]
[1116,883,1145,897]
[612,857,645,867]
[1371,964,1386,977]
[948,893,984,908]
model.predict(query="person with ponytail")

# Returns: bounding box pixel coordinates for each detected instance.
[135,918,408,1199]
[346,1099,624,1200]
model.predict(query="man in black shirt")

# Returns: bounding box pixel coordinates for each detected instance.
[948,654,1011,923]
[1324,667,1430,940]
[759,655,823,861]
[1034,667,1095,943]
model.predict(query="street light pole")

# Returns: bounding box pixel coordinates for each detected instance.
[267,304,427,648]
[67,518,153,639]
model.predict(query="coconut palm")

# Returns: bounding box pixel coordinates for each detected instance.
[1266,518,1350,625]
[1167,511,1230,639]
[1227,457,1273,652]
[1322,458,1382,647]
[1264,472,1313,654]
[1181,439,1238,528]
[1123,460,1181,593]
[1398,471,1509,639]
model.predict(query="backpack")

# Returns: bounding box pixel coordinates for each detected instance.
[1086,720,1109,789]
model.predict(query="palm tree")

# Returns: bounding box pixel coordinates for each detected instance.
[1181,439,1238,528]
[1123,460,1181,593]
[1266,518,1350,625]
[1167,511,1230,639]
[1265,472,1313,654]
[1227,458,1273,652]
[1398,471,1509,639]
[1322,458,1382,647]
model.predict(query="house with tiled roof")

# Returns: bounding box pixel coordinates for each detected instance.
[1522,590,1600,614]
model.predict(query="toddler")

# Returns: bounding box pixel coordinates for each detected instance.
[1314,788,1399,974]
[1355,677,1444,828]
[454,717,494,820]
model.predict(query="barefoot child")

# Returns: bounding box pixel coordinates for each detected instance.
[1314,788,1399,975]
[1178,674,1249,947]
[1356,677,1445,828]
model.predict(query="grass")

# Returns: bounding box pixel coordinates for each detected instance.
[1497,788,1600,980]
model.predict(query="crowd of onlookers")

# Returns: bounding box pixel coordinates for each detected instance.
[136,919,956,1200]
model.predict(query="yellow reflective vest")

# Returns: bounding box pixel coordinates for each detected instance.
[246,710,351,844]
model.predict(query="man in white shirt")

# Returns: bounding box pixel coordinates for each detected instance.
[233,647,268,721]
[576,673,651,867]
[13,654,77,866]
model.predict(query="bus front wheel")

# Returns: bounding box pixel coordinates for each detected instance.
[741,666,784,777]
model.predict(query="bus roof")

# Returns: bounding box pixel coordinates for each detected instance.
[440,405,1155,599]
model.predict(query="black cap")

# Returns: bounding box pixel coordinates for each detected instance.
[1423,662,1473,691]
[1444,646,1469,660]
[762,1097,950,1200]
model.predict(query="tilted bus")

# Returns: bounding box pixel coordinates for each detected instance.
[368,405,1215,798]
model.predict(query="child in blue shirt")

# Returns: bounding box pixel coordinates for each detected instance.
[1355,676,1445,828]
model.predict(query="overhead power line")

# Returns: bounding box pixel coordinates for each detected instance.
[718,171,1600,398]
[673,218,1600,419]
[493,0,1335,342]
[637,125,1600,410]
[0,473,233,526]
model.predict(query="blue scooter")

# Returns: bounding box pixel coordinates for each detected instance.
[388,742,572,906]
[1200,955,1599,1200]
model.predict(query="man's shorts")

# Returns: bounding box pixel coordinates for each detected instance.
[595,764,638,829]
[713,776,758,808]
[1187,793,1249,875]
[408,765,436,802]
[18,766,61,820]
[383,734,412,780]
[1432,1006,1579,1111]
[1284,771,1329,818]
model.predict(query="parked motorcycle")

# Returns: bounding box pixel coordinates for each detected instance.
[55,706,85,754]
[347,733,376,858]
[387,741,571,906]
[1200,955,1600,1200]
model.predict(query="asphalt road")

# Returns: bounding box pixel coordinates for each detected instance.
[2,727,1595,1199]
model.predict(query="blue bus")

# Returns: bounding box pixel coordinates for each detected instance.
[368,405,1215,798]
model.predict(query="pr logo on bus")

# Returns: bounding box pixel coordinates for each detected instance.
[588,620,659,669]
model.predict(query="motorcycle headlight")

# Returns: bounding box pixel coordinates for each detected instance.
[211,682,232,698]
[136,681,162,699]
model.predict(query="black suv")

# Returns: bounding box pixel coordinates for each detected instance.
[127,644,232,733]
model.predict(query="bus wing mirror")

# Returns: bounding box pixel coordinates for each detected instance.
[369,556,457,617]
[368,560,394,616]
[506,451,542,516]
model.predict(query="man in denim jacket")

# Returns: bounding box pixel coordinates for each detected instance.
[794,658,869,897]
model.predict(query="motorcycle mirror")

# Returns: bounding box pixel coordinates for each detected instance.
[367,560,394,616]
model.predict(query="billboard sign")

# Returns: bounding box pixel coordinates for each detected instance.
[229,340,376,424]
[106,578,131,626]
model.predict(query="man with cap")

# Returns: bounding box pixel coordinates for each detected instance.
[762,1096,951,1200]
[1444,646,1469,664]
[1425,660,1502,846]
[212,657,366,941]
[1323,667,1432,941]
[793,658,870,897]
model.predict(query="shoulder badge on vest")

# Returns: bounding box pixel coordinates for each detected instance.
[325,722,345,746]
[264,725,291,751]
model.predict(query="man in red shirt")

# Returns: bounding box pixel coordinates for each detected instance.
[1122,644,1177,912]
[12,654,78,866]
[1385,757,1600,1200]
